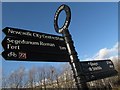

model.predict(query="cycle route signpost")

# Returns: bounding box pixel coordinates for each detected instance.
[2,4,118,90]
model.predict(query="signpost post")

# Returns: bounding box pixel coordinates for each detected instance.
[54,4,89,90]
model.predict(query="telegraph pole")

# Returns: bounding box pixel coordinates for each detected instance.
[54,4,89,90]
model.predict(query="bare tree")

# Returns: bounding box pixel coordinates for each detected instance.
[47,66,55,88]
[39,66,47,89]
[17,66,25,88]
[7,66,25,88]
[36,66,47,89]
[58,63,75,88]
[54,68,61,88]
[28,66,37,88]
[2,70,8,88]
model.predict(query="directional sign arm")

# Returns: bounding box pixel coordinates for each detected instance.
[2,50,70,62]
[80,60,118,82]
[2,36,68,54]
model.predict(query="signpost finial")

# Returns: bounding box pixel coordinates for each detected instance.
[54,4,71,34]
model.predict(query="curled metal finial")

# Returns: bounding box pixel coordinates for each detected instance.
[54,4,71,34]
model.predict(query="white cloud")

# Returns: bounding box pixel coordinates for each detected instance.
[92,42,118,60]
[82,42,119,66]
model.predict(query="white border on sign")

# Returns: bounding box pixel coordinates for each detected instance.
[1,0,120,2]
[0,1,2,89]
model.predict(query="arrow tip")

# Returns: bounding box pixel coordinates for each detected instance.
[2,27,8,35]
[2,27,12,35]
[1,37,6,50]
[1,51,5,59]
